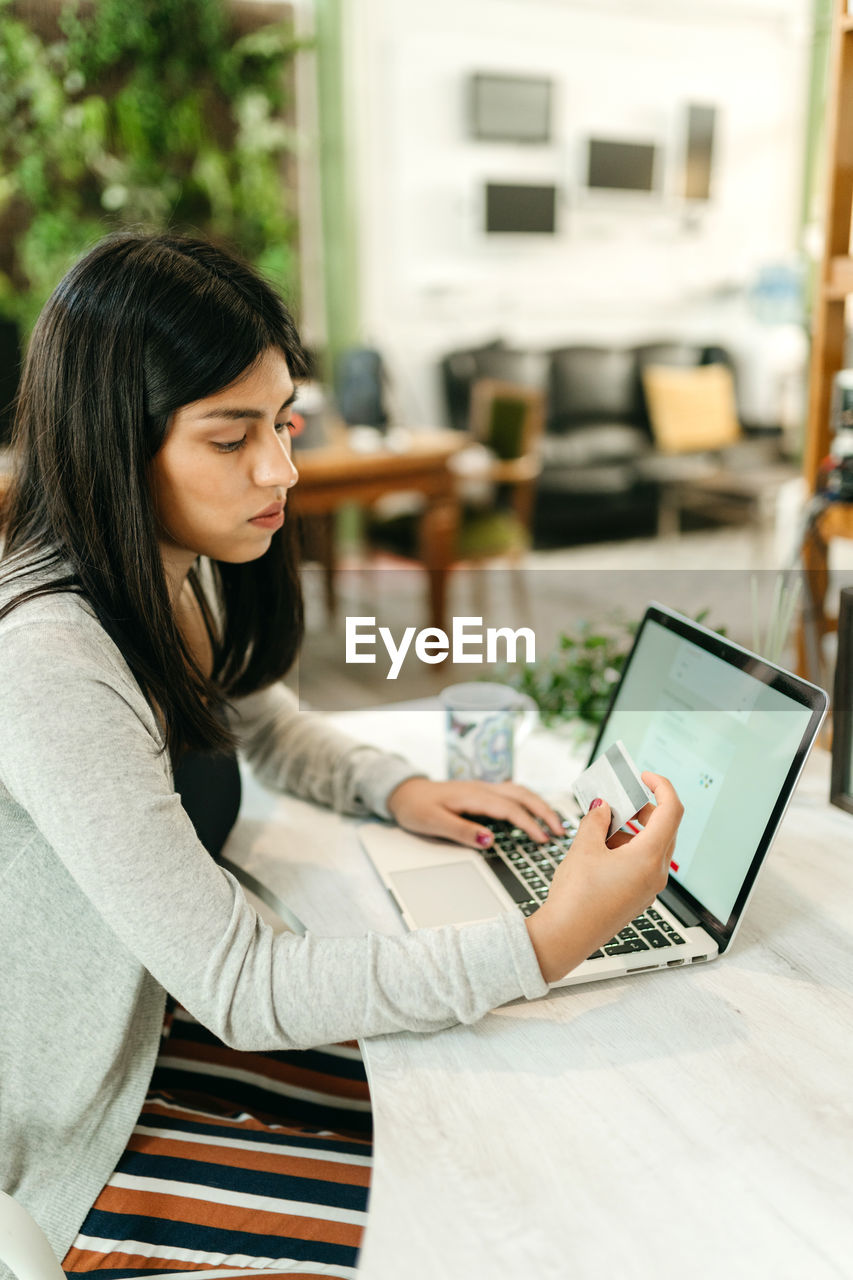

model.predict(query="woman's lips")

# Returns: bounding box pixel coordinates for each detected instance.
[249,504,285,529]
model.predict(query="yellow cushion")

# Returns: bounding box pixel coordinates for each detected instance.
[641,363,741,455]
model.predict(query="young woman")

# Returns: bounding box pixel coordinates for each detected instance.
[0,233,681,1280]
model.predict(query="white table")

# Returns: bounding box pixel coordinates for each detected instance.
[224,706,853,1280]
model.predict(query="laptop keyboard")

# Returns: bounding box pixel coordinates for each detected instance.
[469,815,686,960]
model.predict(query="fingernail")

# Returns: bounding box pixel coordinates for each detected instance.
[476,830,493,847]
[589,798,604,810]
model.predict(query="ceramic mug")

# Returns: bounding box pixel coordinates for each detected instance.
[439,682,538,783]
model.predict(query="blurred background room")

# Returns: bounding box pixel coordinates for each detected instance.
[1,0,852,736]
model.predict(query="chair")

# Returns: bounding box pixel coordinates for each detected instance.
[439,341,548,433]
[361,379,544,621]
[548,344,646,436]
[538,345,655,510]
[464,377,546,532]
[0,1190,67,1280]
[638,360,796,541]
[452,378,546,618]
[333,347,389,429]
[364,377,545,557]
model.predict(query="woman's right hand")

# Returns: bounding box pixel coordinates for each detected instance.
[525,772,684,984]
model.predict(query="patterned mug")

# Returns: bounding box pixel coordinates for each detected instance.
[439,682,538,783]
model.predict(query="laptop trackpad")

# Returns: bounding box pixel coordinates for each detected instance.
[388,862,506,928]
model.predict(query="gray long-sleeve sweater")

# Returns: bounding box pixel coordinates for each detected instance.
[0,551,548,1269]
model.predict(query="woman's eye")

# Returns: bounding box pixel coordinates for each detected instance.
[213,416,298,450]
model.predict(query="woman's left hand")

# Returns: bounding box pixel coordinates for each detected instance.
[385,777,565,851]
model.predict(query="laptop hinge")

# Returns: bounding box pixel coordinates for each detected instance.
[658,884,702,929]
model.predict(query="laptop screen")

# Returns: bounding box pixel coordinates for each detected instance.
[589,607,826,937]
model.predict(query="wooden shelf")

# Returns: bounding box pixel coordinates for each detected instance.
[825,255,853,299]
[799,1,853,683]
[816,502,853,541]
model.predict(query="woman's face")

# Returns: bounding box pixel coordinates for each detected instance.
[150,347,299,589]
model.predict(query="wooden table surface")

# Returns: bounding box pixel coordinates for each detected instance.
[225,704,853,1280]
[293,428,464,479]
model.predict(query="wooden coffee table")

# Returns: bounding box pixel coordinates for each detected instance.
[291,430,466,632]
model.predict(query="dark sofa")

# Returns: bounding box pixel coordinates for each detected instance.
[439,338,738,545]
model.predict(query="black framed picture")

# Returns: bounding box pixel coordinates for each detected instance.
[484,182,557,234]
[586,138,659,193]
[831,585,853,814]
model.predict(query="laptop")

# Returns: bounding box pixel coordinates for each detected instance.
[359,603,829,987]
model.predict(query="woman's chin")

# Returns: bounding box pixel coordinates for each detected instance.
[230,535,279,563]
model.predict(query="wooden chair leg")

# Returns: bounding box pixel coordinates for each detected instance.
[418,496,459,633]
[509,559,531,621]
[510,480,536,530]
[471,563,489,622]
[316,512,337,620]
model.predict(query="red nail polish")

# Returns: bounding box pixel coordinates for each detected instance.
[589,798,603,810]
[476,830,493,847]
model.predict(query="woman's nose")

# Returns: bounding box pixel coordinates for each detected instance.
[254,434,299,490]
[283,449,299,490]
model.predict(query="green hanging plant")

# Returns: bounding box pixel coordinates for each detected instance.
[0,0,308,335]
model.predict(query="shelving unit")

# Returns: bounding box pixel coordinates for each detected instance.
[801,0,853,684]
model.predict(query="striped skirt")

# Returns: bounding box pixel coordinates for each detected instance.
[61,1003,373,1280]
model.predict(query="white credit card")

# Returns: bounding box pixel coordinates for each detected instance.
[572,740,653,839]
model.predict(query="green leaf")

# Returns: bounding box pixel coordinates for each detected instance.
[0,0,301,326]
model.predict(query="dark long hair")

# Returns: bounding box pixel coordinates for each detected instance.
[0,232,309,760]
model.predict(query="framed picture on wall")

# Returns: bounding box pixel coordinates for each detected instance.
[469,74,552,144]
[484,182,557,233]
[830,585,853,814]
[585,137,660,194]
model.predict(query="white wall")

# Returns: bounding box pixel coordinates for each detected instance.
[341,0,812,426]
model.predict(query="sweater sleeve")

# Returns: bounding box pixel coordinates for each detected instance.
[0,612,548,1051]
[226,682,424,819]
